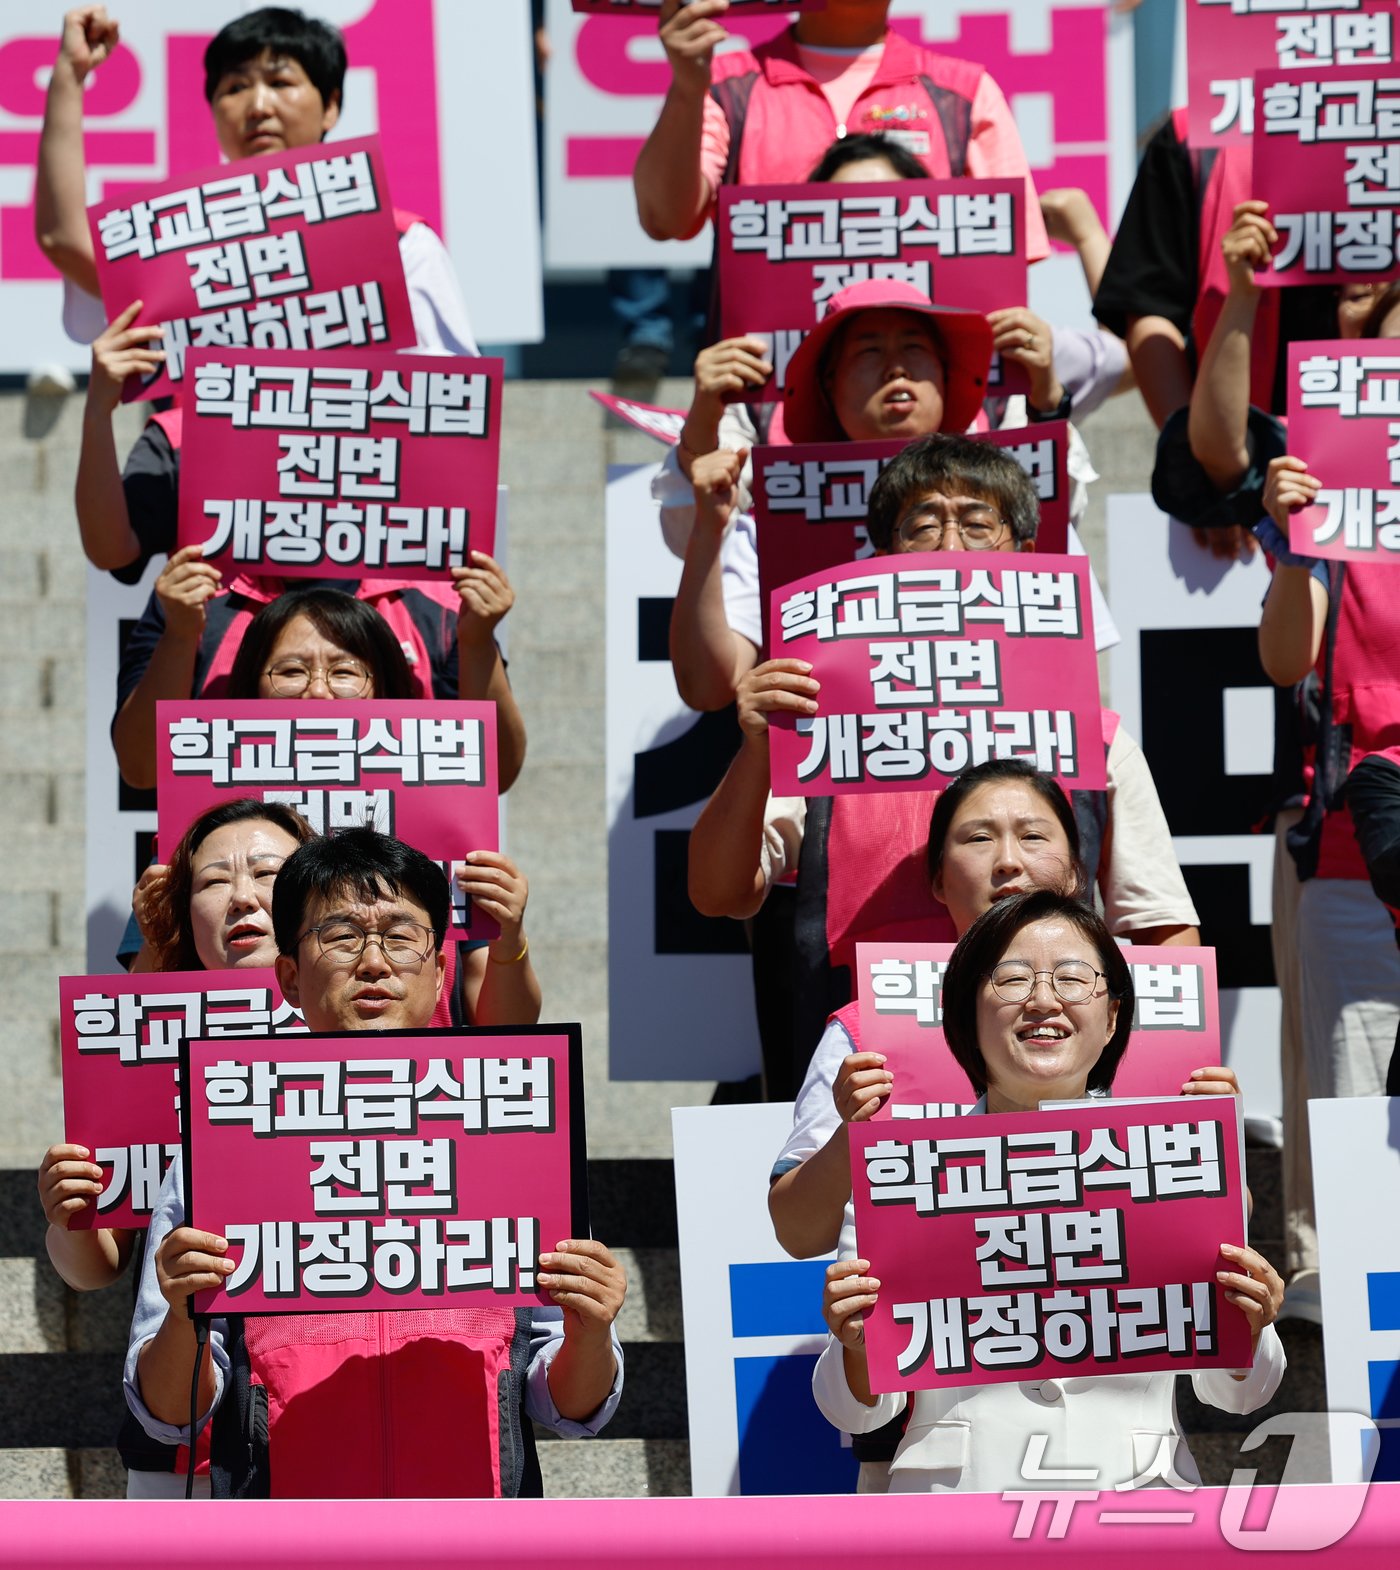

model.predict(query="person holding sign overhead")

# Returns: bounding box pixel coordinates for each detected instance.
[124,829,625,1499]
[815,889,1285,1493]
[36,6,477,354]
[633,0,1048,257]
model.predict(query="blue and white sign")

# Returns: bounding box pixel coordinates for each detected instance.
[672,1101,854,1496]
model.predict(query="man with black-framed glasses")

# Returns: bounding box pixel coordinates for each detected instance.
[123,828,623,1498]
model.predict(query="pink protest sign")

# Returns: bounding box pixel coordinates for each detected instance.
[718,178,1026,401]
[767,553,1104,796]
[587,390,686,445]
[1286,337,1400,562]
[855,942,1225,1119]
[88,135,416,403]
[154,701,499,942]
[178,346,501,581]
[752,426,1071,648]
[59,970,305,1231]
[1253,64,1400,286]
[850,1096,1252,1393]
[1186,0,1398,149]
[184,1028,586,1315]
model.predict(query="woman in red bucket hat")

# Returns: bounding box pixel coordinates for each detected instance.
[779,277,994,446]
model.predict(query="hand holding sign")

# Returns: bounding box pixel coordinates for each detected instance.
[38,1143,105,1229]
[1217,1242,1284,1355]
[985,307,1063,414]
[87,302,166,415]
[736,658,819,742]
[539,1239,628,1335]
[823,1257,881,1352]
[451,551,516,648]
[456,851,529,946]
[155,545,222,642]
[1221,201,1278,298]
[1181,1065,1242,1100]
[833,1051,893,1125]
[155,1225,235,1309]
[693,336,774,410]
[659,0,731,89]
[1263,454,1321,537]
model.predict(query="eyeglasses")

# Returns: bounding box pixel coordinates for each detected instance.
[895,504,1009,551]
[297,919,436,966]
[986,961,1104,1004]
[264,659,373,698]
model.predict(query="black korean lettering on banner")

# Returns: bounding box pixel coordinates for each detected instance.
[1138,626,1278,990]
[634,596,746,957]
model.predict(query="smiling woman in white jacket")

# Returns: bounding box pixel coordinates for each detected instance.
[814,889,1286,1494]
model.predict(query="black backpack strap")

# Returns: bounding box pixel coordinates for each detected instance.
[917,76,973,176]
[1287,564,1348,881]
[208,1315,270,1499]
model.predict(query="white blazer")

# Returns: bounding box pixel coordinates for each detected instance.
[812,1324,1286,1494]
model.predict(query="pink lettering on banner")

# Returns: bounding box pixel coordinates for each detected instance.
[1253,63,1400,287]
[89,136,416,403]
[59,969,306,1232]
[177,346,502,582]
[719,177,1027,402]
[892,8,1112,222]
[851,1096,1252,1394]
[1187,0,1398,151]
[0,2,441,288]
[155,700,501,944]
[767,553,1104,795]
[753,428,1071,651]
[854,941,1224,1119]
[186,1029,584,1315]
[1287,336,1400,563]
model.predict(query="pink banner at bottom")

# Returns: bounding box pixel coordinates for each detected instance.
[0,1487,1391,1561]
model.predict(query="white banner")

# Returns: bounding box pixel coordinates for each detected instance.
[0,0,541,370]
[543,0,1135,330]
[673,1101,849,1496]
[1107,494,1283,1133]
[604,463,761,1082]
[85,558,159,974]
[1310,1096,1397,1486]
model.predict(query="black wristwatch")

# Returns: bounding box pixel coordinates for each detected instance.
[1027,386,1073,423]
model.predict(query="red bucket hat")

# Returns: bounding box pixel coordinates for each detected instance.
[781,278,993,443]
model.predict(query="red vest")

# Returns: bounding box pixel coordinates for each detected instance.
[709,30,978,188]
[215,1306,524,1498]
[1301,563,1400,880]
[1173,108,1281,412]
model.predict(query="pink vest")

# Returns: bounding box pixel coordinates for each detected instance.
[710,30,981,187]
[1175,109,1281,412]
[822,712,1122,970]
[1312,565,1400,879]
[242,1306,519,1498]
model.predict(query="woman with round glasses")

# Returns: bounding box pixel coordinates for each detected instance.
[117,589,539,1030]
[814,889,1286,1493]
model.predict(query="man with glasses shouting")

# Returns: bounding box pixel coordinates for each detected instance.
[122,829,623,1498]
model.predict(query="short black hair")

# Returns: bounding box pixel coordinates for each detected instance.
[808,132,929,183]
[866,432,1040,551]
[940,889,1134,1098]
[226,586,417,701]
[204,7,347,109]
[926,758,1087,895]
[273,828,450,955]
